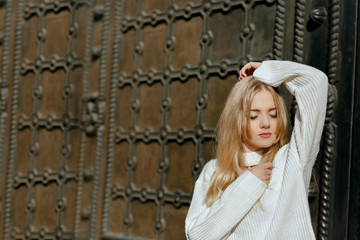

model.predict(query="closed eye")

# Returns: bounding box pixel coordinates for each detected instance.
[270,114,277,118]
[250,116,258,120]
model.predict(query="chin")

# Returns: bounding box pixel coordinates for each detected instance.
[256,139,277,149]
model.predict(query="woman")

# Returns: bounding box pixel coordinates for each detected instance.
[185,61,328,239]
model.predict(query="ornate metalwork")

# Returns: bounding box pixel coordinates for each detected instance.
[3,0,344,239]
[4,0,25,238]
[317,0,340,239]
[4,1,99,239]
[102,0,284,239]
[0,0,12,228]
[293,0,305,63]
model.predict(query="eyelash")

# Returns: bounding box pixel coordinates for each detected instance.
[250,114,277,120]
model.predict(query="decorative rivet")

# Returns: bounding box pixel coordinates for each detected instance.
[131,99,140,112]
[164,69,171,79]
[59,168,66,179]
[155,220,162,230]
[161,98,170,111]
[174,191,182,207]
[83,168,94,181]
[38,3,45,12]
[56,198,66,211]
[35,57,43,69]
[240,24,255,40]
[34,87,43,99]
[18,115,24,129]
[151,11,158,24]
[160,127,167,140]
[11,228,17,239]
[177,128,185,140]
[193,161,201,172]
[24,5,31,19]
[159,158,168,171]
[55,229,62,239]
[133,72,139,82]
[39,228,47,238]
[141,187,147,199]
[53,1,61,12]
[136,16,142,26]
[309,7,327,25]
[46,114,54,127]
[27,170,36,183]
[130,128,136,139]
[125,186,132,197]
[30,143,39,155]
[13,174,20,188]
[204,3,211,12]
[25,229,31,239]
[62,115,70,128]
[184,4,192,18]
[195,125,203,138]
[68,24,78,38]
[157,189,164,200]
[80,207,90,220]
[26,200,35,212]
[121,18,128,30]
[168,9,174,19]
[127,156,136,169]
[21,59,30,74]
[37,29,46,42]
[93,5,104,20]
[42,169,50,185]
[123,216,131,226]
[64,85,72,97]
[92,45,102,59]
[146,70,155,82]
[180,65,189,79]
[220,61,228,73]
[200,63,207,74]
[144,128,151,140]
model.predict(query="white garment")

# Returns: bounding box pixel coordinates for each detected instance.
[243,152,262,167]
[185,61,328,240]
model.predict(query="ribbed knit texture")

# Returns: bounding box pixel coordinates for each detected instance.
[185,61,328,240]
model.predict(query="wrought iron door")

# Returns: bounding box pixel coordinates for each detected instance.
[0,0,354,240]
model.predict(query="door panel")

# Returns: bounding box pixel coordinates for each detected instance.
[0,1,349,240]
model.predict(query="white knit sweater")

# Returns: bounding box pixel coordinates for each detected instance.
[185,61,328,240]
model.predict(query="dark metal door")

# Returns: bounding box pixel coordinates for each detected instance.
[0,0,357,240]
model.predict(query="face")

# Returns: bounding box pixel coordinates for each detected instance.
[244,88,278,152]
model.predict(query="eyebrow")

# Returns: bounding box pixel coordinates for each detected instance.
[250,107,277,112]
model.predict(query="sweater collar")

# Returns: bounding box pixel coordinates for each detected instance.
[243,152,262,167]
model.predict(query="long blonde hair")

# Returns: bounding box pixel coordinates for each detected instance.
[205,76,288,207]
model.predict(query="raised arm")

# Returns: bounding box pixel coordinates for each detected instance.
[253,60,328,169]
[185,160,267,240]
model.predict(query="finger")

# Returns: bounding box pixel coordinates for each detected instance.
[263,162,274,169]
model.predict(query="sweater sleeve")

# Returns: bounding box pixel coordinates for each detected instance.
[185,160,267,240]
[253,60,328,169]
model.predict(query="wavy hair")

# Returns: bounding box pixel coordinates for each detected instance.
[205,76,288,207]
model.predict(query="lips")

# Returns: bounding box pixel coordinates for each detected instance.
[258,133,272,138]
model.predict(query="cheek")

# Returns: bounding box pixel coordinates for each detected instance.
[248,121,258,139]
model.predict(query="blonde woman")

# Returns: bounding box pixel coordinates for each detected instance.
[185,61,328,239]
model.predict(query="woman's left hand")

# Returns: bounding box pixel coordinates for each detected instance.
[238,62,262,81]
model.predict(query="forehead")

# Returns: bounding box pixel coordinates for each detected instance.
[251,88,275,109]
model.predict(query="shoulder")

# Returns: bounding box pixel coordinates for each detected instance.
[199,159,217,181]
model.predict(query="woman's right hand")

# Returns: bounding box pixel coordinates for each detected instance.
[238,62,262,81]
[249,162,273,185]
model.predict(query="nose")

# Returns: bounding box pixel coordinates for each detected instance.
[260,115,270,129]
